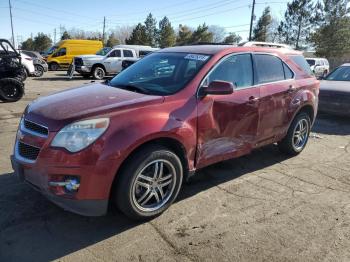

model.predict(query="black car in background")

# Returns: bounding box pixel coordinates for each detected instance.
[319,63,350,116]
[20,50,48,77]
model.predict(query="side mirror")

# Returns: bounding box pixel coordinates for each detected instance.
[200,80,234,96]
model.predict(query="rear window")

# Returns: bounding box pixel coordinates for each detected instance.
[290,55,313,76]
[254,54,285,84]
[123,50,134,57]
[306,59,315,66]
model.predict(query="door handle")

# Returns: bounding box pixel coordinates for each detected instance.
[288,85,297,93]
[248,96,259,104]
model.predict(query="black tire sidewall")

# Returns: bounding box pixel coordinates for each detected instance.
[0,78,24,102]
[50,63,59,71]
[93,67,105,80]
[115,146,183,220]
[279,112,311,155]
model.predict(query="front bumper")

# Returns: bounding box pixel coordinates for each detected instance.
[11,154,109,216]
[75,65,91,73]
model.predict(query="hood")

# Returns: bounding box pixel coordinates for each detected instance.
[320,80,350,92]
[26,83,164,131]
[76,54,103,60]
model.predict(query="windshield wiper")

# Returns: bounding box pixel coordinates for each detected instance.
[115,84,151,94]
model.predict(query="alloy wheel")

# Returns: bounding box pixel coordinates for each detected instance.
[131,159,176,212]
[292,118,309,151]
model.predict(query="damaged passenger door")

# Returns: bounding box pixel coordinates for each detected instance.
[196,53,260,168]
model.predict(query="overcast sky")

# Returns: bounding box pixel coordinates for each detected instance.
[1,0,292,45]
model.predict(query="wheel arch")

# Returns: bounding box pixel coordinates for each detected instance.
[92,63,106,72]
[109,136,189,198]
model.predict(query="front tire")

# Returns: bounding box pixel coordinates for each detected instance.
[92,66,105,80]
[278,112,311,155]
[49,62,59,71]
[34,65,44,77]
[114,145,183,220]
[0,78,24,102]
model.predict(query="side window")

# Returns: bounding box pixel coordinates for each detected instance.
[254,54,285,84]
[109,50,121,57]
[207,54,253,88]
[53,48,66,57]
[123,50,133,58]
[283,63,294,79]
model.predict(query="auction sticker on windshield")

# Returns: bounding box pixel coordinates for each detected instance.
[184,54,210,61]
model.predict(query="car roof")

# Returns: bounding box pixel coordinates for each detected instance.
[341,63,350,67]
[160,45,302,56]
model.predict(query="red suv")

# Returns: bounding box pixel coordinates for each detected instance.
[11,45,319,220]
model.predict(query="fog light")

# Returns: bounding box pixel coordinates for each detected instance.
[65,178,80,192]
[49,176,80,193]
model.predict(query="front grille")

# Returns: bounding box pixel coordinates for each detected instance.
[74,57,83,66]
[18,142,40,160]
[24,119,48,136]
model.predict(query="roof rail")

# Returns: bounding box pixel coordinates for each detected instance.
[239,41,293,50]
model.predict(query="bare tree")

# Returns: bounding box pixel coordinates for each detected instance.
[208,25,226,42]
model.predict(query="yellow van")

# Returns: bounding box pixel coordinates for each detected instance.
[46,40,102,70]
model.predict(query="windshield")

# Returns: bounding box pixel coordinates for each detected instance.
[96,47,111,56]
[109,52,211,95]
[306,59,315,66]
[326,66,350,81]
[45,46,58,55]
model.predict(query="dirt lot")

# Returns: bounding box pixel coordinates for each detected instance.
[0,72,350,262]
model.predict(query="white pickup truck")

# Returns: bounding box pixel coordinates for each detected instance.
[74,45,158,79]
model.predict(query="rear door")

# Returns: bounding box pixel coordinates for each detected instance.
[253,53,296,146]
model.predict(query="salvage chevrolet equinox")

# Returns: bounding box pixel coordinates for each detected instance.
[11,45,319,220]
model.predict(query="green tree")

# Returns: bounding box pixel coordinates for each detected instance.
[253,6,272,42]
[222,32,242,44]
[311,0,350,59]
[125,23,148,45]
[61,31,71,40]
[176,24,193,45]
[278,0,315,49]
[190,23,213,43]
[106,32,120,47]
[144,13,158,46]
[33,33,52,52]
[21,37,34,50]
[158,16,176,48]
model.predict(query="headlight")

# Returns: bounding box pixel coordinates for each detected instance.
[51,118,109,152]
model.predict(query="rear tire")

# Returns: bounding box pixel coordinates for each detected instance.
[114,145,183,221]
[278,112,311,155]
[92,66,105,80]
[0,78,24,102]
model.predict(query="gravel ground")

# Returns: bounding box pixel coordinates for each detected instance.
[0,72,350,262]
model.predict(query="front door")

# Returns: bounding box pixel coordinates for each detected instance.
[196,53,260,168]
[104,49,122,73]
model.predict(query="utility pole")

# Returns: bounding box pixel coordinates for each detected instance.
[248,0,256,41]
[9,0,15,47]
[102,16,106,46]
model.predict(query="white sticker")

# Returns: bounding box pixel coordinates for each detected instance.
[184,54,209,61]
